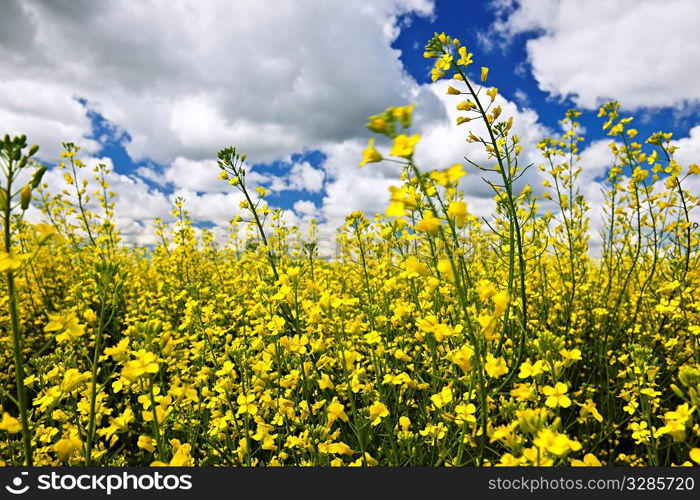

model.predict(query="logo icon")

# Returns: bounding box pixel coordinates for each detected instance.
[5,472,30,495]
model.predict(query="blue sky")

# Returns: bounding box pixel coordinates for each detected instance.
[1,0,699,248]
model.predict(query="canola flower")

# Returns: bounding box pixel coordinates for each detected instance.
[0,33,698,467]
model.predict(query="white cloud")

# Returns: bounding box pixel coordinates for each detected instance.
[287,162,325,193]
[673,125,700,167]
[0,0,441,246]
[489,0,700,109]
[293,200,320,218]
[1,0,435,163]
[0,80,99,159]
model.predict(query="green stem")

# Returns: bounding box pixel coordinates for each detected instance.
[85,289,108,465]
[4,158,33,466]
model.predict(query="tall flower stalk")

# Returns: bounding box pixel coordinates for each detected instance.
[1,134,45,466]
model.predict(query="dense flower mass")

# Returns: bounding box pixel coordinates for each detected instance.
[1,32,699,467]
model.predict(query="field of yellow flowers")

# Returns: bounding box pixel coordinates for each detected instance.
[1,33,699,467]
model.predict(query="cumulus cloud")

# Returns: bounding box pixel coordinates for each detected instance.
[488,0,700,109]
[293,200,320,218]
[286,162,325,193]
[0,0,439,245]
[0,0,434,163]
[0,80,100,159]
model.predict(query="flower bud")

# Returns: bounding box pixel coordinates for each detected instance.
[20,184,32,210]
[480,66,489,82]
[31,165,47,188]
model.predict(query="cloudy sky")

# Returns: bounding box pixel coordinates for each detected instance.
[2,0,699,252]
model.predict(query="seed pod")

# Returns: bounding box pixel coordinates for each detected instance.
[31,165,47,188]
[0,188,7,208]
[28,144,39,157]
[20,184,32,210]
[670,384,684,398]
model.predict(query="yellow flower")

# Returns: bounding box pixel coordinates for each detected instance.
[518,360,545,379]
[430,386,453,409]
[690,448,700,465]
[327,397,349,424]
[454,403,477,424]
[435,53,453,70]
[138,435,156,453]
[60,369,90,393]
[497,453,522,466]
[349,453,378,466]
[54,434,83,461]
[510,383,535,401]
[415,211,441,236]
[100,408,136,439]
[560,348,582,363]
[447,345,473,373]
[104,338,130,362]
[480,66,489,82]
[152,442,193,467]
[391,104,415,128]
[0,412,21,433]
[533,429,581,456]
[431,66,445,82]
[477,280,498,300]
[477,314,497,339]
[0,251,28,272]
[542,382,572,408]
[368,401,389,426]
[491,290,509,317]
[437,259,455,283]
[456,46,473,66]
[367,116,388,134]
[83,308,97,323]
[447,201,467,227]
[431,163,466,186]
[359,138,382,166]
[236,393,258,415]
[386,200,406,217]
[405,256,430,276]
[579,399,603,423]
[45,310,85,343]
[318,373,335,390]
[390,134,420,159]
[484,354,508,378]
[571,453,602,466]
[121,350,160,381]
[417,315,458,342]
[169,443,193,466]
[516,408,547,434]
